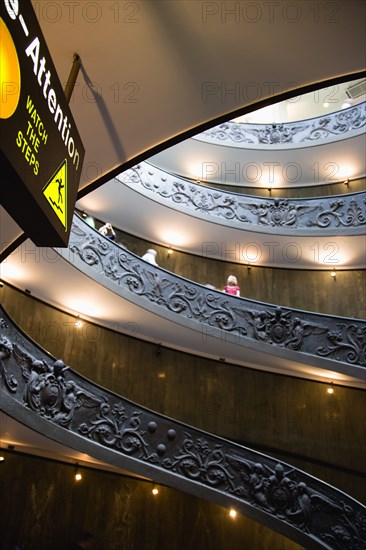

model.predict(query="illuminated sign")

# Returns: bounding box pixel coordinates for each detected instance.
[43,159,67,228]
[0,0,85,246]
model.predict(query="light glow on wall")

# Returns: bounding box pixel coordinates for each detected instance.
[67,298,103,318]
[188,162,209,182]
[160,230,186,247]
[0,261,25,281]
[336,165,356,180]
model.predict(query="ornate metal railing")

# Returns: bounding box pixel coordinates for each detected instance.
[1,306,365,549]
[55,214,366,379]
[117,163,366,235]
[193,101,366,148]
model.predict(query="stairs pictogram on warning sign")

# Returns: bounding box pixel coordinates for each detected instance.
[43,159,68,230]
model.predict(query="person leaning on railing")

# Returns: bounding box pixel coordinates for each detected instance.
[98,222,116,240]
[141,248,159,266]
[223,275,240,296]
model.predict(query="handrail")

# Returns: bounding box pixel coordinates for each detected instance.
[193,101,366,149]
[117,163,366,236]
[56,214,366,379]
[1,305,365,550]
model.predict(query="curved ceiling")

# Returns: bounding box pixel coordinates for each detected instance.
[29,0,366,190]
[148,132,366,188]
[1,1,364,324]
[233,79,366,123]
[20,1,364,274]
[1,0,365,496]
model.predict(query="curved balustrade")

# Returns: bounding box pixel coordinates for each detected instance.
[1,306,365,550]
[194,102,366,149]
[118,164,366,236]
[55,214,366,380]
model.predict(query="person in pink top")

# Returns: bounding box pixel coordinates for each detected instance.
[223,275,240,296]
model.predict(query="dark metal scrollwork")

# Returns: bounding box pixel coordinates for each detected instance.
[11,342,103,426]
[240,198,316,227]
[0,334,17,392]
[163,433,235,491]
[79,402,156,460]
[308,199,366,228]
[1,306,365,550]
[195,102,366,147]
[317,325,366,365]
[244,307,327,351]
[239,122,307,144]
[305,106,366,142]
[119,163,366,232]
[66,215,366,370]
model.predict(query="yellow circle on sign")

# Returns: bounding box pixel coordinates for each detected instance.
[0,17,21,119]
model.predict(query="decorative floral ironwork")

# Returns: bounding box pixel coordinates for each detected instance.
[239,122,307,144]
[241,198,316,227]
[227,453,366,543]
[194,102,366,148]
[317,324,366,365]
[1,305,365,550]
[65,215,366,370]
[308,199,366,228]
[118,163,366,233]
[69,225,248,338]
[244,307,327,351]
[320,508,366,549]
[162,433,235,491]
[305,106,366,142]
[121,167,249,222]
[0,334,17,392]
[11,343,103,426]
[79,402,156,460]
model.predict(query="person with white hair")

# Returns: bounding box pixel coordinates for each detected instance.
[141,248,158,266]
[223,275,240,296]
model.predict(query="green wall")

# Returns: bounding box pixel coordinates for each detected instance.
[1,285,365,508]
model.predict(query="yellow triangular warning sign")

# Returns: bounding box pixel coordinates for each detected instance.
[43,159,68,230]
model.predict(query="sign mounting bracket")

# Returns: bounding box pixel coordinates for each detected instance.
[64,54,81,104]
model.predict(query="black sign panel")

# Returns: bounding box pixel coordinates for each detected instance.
[0,0,85,246]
